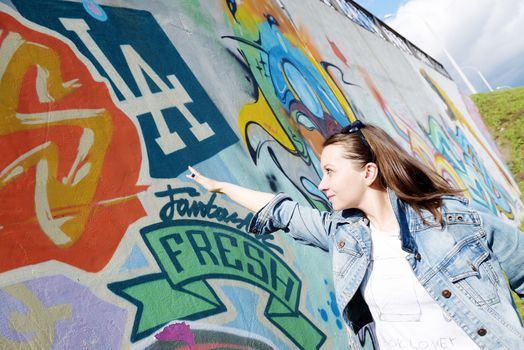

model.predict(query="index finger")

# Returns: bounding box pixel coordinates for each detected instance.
[187,166,198,178]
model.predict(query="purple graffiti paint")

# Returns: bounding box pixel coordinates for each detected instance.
[155,322,195,348]
[0,275,127,349]
[0,288,28,341]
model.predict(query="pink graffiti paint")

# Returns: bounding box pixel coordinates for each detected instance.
[88,1,102,16]
[155,322,195,348]
[81,0,107,21]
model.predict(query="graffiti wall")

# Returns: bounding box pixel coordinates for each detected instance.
[0,0,521,349]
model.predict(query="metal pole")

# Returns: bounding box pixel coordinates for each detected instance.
[478,72,494,92]
[420,19,477,94]
[462,66,494,92]
[385,13,478,94]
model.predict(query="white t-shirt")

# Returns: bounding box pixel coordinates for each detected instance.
[359,224,480,350]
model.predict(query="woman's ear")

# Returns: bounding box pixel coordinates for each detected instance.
[363,162,379,185]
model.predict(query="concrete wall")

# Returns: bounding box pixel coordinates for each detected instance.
[0,0,521,349]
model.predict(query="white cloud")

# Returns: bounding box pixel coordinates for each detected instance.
[384,0,524,92]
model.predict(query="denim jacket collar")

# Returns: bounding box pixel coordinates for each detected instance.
[387,188,417,254]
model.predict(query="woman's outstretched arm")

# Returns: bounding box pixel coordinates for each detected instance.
[187,166,335,250]
[186,166,275,213]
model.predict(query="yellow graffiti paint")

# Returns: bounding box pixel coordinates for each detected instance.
[227,0,356,158]
[0,31,111,246]
[420,69,516,189]
[238,88,297,153]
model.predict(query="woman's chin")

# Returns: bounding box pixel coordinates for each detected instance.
[330,202,341,211]
[330,201,352,211]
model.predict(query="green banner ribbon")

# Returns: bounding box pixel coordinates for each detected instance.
[108,220,326,349]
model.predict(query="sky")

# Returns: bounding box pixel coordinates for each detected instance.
[352,0,524,94]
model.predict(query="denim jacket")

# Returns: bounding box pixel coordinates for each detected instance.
[248,190,524,349]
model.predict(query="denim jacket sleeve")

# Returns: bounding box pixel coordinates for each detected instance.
[247,193,333,251]
[477,209,524,300]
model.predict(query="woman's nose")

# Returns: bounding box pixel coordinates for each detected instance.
[318,177,327,191]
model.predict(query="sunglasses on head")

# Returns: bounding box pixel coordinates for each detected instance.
[341,120,370,149]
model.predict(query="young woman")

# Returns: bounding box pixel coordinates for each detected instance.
[187,121,524,349]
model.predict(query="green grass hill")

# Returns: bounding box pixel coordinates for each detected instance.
[471,86,524,321]
[471,87,524,210]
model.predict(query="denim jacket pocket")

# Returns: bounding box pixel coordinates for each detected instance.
[441,235,500,306]
[332,227,363,276]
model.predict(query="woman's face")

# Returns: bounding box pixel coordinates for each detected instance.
[318,144,368,211]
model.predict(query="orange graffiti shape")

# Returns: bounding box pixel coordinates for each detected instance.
[327,37,348,66]
[0,12,146,272]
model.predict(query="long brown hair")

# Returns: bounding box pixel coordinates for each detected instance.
[323,124,463,224]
